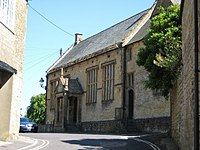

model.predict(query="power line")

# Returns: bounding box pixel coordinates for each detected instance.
[25,46,59,50]
[25,52,57,64]
[25,51,58,71]
[27,3,74,37]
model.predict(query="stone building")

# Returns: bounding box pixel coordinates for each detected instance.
[46,0,175,133]
[0,0,28,140]
[170,0,200,149]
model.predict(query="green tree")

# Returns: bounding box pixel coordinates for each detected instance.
[137,4,182,98]
[26,93,46,124]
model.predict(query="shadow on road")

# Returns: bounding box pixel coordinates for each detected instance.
[61,138,153,150]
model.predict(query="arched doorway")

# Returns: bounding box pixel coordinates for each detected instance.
[128,90,134,119]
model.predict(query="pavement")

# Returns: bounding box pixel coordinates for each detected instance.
[0,136,36,150]
[0,141,12,147]
[0,133,179,150]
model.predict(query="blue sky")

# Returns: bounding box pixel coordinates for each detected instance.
[21,0,155,115]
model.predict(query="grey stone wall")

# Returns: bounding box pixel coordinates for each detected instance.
[80,117,170,134]
[134,117,170,133]
[170,75,183,147]
[170,0,200,149]
[81,120,126,134]
[38,124,54,133]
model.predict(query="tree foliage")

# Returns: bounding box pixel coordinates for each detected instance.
[136,4,182,97]
[26,93,46,124]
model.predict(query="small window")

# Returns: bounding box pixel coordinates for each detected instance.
[128,73,134,87]
[127,48,132,61]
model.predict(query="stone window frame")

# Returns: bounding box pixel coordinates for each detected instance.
[0,0,15,32]
[127,72,134,87]
[101,60,116,102]
[127,48,133,62]
[86,65,98,104]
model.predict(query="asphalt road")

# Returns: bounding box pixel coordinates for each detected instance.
[0,133,161,150]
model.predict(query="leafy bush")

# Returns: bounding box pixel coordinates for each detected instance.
[26,93,46,124]
[137,4,182,98]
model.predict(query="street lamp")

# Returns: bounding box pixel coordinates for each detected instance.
[39,77,46,89]
[39,76,47,124]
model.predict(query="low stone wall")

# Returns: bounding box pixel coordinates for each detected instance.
[39,117,169,134]
[38,124,54,133]
[134,117,170,133]
[81,120,126,134]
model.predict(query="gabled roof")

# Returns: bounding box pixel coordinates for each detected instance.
[56,77,83,95]
[68,79,84,94]
[128,20,151,45]
[47,3,156,73]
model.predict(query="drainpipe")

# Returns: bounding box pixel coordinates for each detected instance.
[194,0,199,149]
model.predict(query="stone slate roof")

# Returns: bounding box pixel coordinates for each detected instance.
[128,20,151,44]
[68,79,83,94]
[49,9,150,72]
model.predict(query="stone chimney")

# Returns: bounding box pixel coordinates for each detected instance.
[75,33,83,45]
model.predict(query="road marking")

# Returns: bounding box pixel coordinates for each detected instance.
[120,135,140,139]
[120,135,160,150]
[134,138,160,150]
[17,139,38,150]
[17,138,49,150]
[30,139,49,150]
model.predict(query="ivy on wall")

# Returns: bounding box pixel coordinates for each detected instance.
[137,4,182,98]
